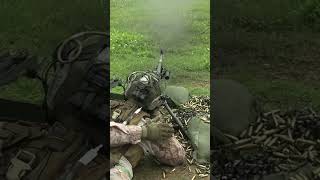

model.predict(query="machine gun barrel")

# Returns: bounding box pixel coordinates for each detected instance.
[156,49,164,76]
[162,99,197,150]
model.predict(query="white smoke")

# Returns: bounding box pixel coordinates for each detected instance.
[137,0,196,49]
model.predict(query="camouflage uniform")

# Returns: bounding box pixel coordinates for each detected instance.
[110,100,185,180]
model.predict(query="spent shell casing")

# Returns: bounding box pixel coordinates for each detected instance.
[235,138,252,145]
[275,167,281,172]
[190,158,194,164]
[264,109,280,117]
[312,167,320,175]
[274,134,294,143]
[305,130,310,138]
[267,137,279,146]
[273,152,288,158]
[308,107,316,115]
[287,159,298,164]
[248,125,253,136]
[256,117,261,123]
[224,133,239,141]
[178,130,184,138]
[279,125,287,129]
[278,164,290,171]
[308,145,314,151]
[286,117,292,126]
[264,137,273,146]
[199,174,208,177]
[276,115,286,124]
[197,164,207,169]
[291,117,296,128]
[254,135,267,143]
[308,150,315,161]
[273,114,279,127]
[296,138,316,145]
[254,123,264,134]
[264,129,280,135]
[288,145,301,155]
[234,143,258,150]
[240,129,248,138]
[195,168,201,174]
[296,172,309,180]
[288,129,293,140]
[191,175,196,180]
[251,135,260,139]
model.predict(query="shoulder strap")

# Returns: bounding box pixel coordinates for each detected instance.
[0,121,47,150]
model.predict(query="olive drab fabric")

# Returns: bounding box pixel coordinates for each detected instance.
[213,79,259,137]
[187,116,210,163]
[164,86,190,107]
[123,144,144,169]
[47,32,109,124]
[0,121,108,180]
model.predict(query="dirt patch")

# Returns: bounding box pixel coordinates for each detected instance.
[133,158,209,180]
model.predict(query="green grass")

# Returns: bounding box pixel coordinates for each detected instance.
[0,0,106,104]
[110,0,210,96]
[214,0,320,111]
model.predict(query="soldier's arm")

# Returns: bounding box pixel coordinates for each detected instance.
[110,121,143,147]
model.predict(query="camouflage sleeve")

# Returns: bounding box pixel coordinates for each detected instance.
[149,136,186,166]
[110,121,143,147]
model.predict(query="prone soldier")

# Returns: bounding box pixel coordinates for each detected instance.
[110,70,185,179]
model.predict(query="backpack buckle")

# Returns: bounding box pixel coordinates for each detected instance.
[6,150,35,180]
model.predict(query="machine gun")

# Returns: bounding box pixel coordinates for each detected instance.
[154,49,197,150]
[155,49,170,80]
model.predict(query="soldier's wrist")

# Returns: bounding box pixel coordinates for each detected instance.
[141,126,148,139]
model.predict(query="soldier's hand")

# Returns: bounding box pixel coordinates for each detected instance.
[142,122,174,141]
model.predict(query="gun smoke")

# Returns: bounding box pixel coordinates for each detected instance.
[138,0,196,49]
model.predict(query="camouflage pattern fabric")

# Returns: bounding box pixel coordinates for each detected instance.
[110,122,143,146]
[110,156,133,180]
[110,98,186,180]
[110,121,185,166]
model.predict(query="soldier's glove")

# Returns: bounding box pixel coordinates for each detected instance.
[141,122,174,141]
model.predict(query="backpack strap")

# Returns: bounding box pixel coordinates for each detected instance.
[0,121,86,180]
[0,121,48,150]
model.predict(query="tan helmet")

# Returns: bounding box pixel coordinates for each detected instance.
[125,71,162,110]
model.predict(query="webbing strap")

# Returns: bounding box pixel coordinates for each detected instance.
[25,130,84,180]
